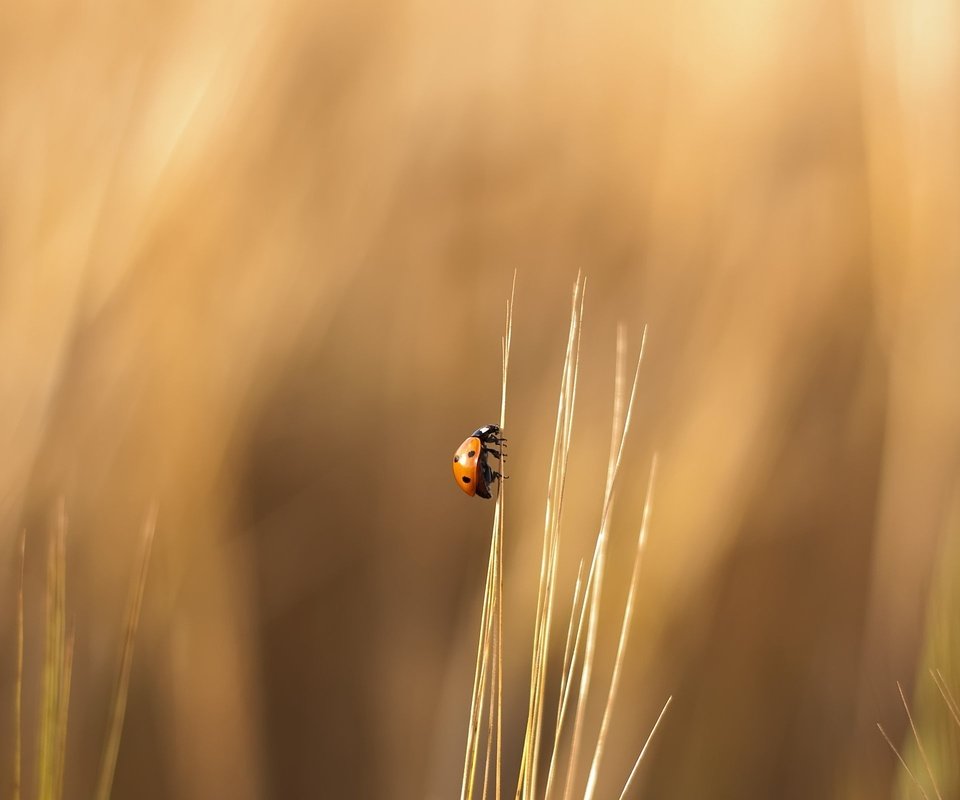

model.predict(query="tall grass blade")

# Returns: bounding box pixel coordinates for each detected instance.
[37,502,71,800]
[616,695,673,800]
[14,530,25,800]
[583,456,658,800]
[877,722,930,800]
[930,669,960,729]
[556,562,585,728]
[94,506,158,800]
[897,681,943,800]
[517,276,584,800]
[562,326,647,800]
[461,275,514,800]
[53,631,75,799]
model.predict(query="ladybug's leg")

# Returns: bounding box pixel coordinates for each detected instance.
[485,448,503,460]
[474,426,506,447]
[480,460,501,487]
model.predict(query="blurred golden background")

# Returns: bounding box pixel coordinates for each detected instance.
[1,0,959,798]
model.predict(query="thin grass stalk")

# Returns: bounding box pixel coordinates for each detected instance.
[515,278,581,799]
[616,696,673,800]
[898,681,943,800]
[562,328,647,800]
[484,281,514,800]
[462,276,514,800]
[544,331,631,800]
[583,457,658,800]
[462,520,501,800]
[14,531,25,800]
[37,530,57,800]
[556,562,585,727]
[530,286,585,799]
[495,512,504,800]
[931,669,960,729]
[480,499,505,800]
[517,277,583,800]
[543,562,595,800]
[495,281,514,800]
[549,330,650,800]
[605,326,628,500]
[518,334,570,797]
[934,670,960,713]
[877,723,930,800]
[94,507,158,800]
[38,504,70,800]
[480,576,498,800]
[53,631,75,799]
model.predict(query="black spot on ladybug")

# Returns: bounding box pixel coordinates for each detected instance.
[468,450,476,458]
[453,455,459,462]
[462,476,471,484]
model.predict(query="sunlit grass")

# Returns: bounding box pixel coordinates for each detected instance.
[461,276,670,800]
[12,506,156,800]
[878,672,960,800]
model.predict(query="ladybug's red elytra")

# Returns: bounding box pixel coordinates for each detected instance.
[452,424,506,499]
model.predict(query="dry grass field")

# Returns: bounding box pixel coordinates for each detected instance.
[1,1,959,798]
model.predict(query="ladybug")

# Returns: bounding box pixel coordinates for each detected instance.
[452,424,506,499]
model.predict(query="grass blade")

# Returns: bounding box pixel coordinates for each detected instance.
[583,457,658,800]
[14,530,25,800]
[37,502,70,800]
[461,276,514,800]
[930,669,960,729]
[898,681,943,800]
[877,722,930,800]
[562,326,647,800]
[517,276,584,800]
[616,695,673,800]
[94,506,158,800]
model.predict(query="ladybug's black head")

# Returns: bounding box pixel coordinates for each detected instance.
[471,424,501,442]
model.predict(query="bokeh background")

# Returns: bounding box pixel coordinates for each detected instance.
[1,0,959,798]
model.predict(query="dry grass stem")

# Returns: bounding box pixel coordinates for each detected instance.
[930,669,960,730]
[53,631,75,799]
[898,681,943,800]
[583,456,658,800]
[467,279,666,800]
[516,276,584,800]
[616,696,673,800]
[543,558,593,800]
[461,275,515,800]
[37,503,73,800]
[556,561,586,728]
[562,325,647,800]
[14,530,25,800]
[877,723,930,800]
[94,507,159,800]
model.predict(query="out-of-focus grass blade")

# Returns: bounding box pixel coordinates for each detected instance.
[14,530,25,800]
[37,504,71,800]
[898,681,943,800]
[94,506,158,800]
[583,457,658,800]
